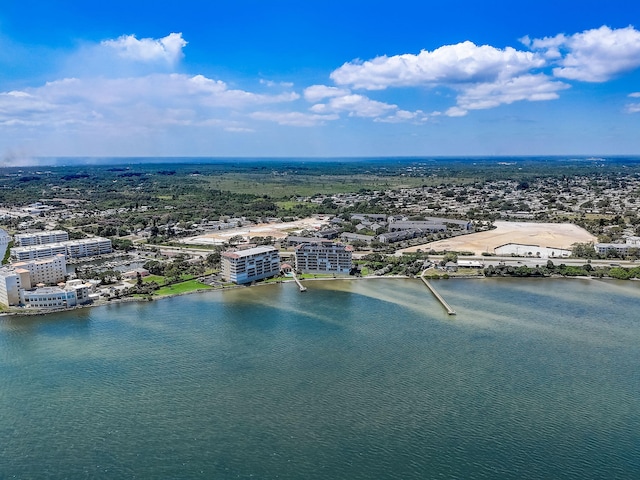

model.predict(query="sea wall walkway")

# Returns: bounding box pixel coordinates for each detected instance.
[291,271,307,292]
[420,271,456,315]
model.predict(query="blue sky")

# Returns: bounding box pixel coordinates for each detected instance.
[1,0,640,160]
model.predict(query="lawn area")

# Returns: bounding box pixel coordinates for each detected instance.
[263,275,289,283]
[143,274,195,285]
[154,279,212,296]
[298,273,341,279]
[142,274,165,284]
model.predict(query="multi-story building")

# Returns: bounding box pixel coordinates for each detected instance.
[14,230,69,247]
[10,237,112,261]
[387,221,447,233]
[221,246,281,284]
[294,242,353,274]
[0,229,10,261]
[594,243,631,256]
[0,268,29,306]
[12,254,67,286]
[21,284,90,309]
[64,238,113,258]
[0,256,91,307]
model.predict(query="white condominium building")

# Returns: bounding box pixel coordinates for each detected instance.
[64,237,113,258]
[14,230,69,247]
[221,246,281,284]
[12,254,67,286]
[21,284,90,309]
[295,242,353,274]
[0,268,29,306]
[0,229,9,260]
[11,237,113,261]
[11,243,66,261]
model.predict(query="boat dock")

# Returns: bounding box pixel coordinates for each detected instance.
[420,272,456,315]
[291,271,307,292]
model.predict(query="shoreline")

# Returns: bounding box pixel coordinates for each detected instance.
[1,273,630,319]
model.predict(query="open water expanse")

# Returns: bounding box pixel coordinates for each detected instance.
[1,278,639,479]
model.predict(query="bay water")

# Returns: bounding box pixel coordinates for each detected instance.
[1,278,639,479]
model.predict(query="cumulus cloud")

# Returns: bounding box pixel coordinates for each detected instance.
[311,94,397,118]
[444,106,467,117]
[0,74,299,131]
[327,40,561,115]
[325,26,640,117]
[330,41,545,90]
[7,24,640,153]
[453,74,569,115]
[306,89,426,122]
[250,111,339,127]
[101,32,187,65]
[303,85,351,102]
[529,26,640,82]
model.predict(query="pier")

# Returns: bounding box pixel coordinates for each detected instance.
[291,271,307,292]
[420,272,456,315]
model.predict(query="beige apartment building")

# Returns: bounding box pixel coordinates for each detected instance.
[221,246,281,284]
[294,242,353,274]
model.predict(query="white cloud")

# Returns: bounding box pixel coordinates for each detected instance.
[530,26,640,82]
[224,126,255,133]
[0,74,299,131]
[530,33,567,50]
[374,109,425,123]
[527,33,566,60]
[625,103,640,113]
[628,92,640,98]
[308,91,426,122]
[455,74,569,112]
[445,106,468,117]
[101,33,187,65]
[327,40,561,116]
[316,94,397,118]
[260,79,294,88]
[324,26,640,118]
[250,111,339,127]
[330,41,544,90]
[303,85,351,102]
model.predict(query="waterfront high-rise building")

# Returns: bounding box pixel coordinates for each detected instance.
[294,242,353,274]
[221,246,281,284]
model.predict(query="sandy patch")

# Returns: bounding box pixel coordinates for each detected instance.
[399,221,597,255]
[180,218,330,245]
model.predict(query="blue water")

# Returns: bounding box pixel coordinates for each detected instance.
[1,278,639,479]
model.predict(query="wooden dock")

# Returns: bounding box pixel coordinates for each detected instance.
[420,272,456,315]
[291,271,307,292]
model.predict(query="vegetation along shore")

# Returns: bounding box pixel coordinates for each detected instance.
[1,157,639,316]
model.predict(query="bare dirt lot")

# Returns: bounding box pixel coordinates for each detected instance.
[399,221,597,255]
[180,218,330,245]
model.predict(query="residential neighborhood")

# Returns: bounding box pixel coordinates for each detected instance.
[0,159,640,310]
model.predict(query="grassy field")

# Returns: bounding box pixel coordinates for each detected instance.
[204,173,427,197]
[142,274,165,284]
[143,274,195,285]
[298,273,342,279]
[154,279,212,296]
